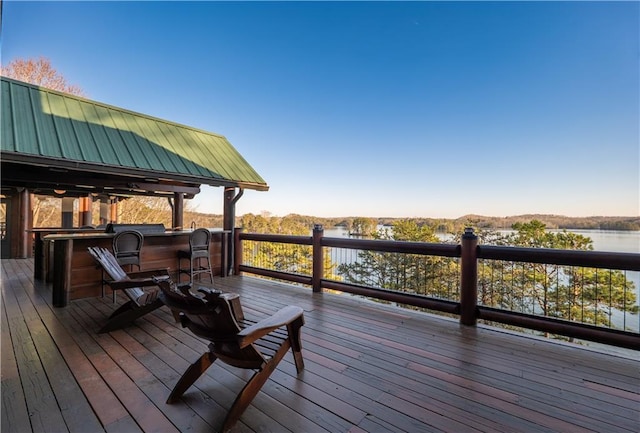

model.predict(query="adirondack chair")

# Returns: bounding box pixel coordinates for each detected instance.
[155,279,305,432]
[88,246,169,333]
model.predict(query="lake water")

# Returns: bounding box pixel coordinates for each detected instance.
[554,229,639,253]
[324,227,640,253]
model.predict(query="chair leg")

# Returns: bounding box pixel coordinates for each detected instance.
[287,315,305,373]
[98,298,163,333]
[206,257,213,283]
[221,340,292,432]
[190,257,195,284]
[167,351,217,403]
[171,310,181,323]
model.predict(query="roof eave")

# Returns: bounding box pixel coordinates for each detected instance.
[1,152,269,192]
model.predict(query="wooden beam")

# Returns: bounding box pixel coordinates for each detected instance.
[173,193,184,230]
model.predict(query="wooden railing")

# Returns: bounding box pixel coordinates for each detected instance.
[234,226,640,350]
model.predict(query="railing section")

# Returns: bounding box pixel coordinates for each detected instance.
[234,226,640,350]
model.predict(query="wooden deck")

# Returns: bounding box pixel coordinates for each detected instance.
[2,259,639,433]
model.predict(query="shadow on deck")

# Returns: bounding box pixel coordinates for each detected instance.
[2,258,638,432]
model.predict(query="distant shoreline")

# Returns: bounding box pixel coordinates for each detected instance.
[187,211,640,232]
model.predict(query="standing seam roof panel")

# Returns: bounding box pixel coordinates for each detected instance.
[181,127,254,181]
[11,84,39,155]
[155,122,213,177]
[1,77,268,190]
[149,121,194,175]
[47,93,84,160]
[108,109,154,170]
[132,115,181,174]
[80,103,120,165]
[197,133,238,179]
[31,89,63,158]
[93,105,137,167]
[65,97,101,162]
[166,125,216,178]
[181,128,230,178]
[209,135,249,180]
[196,132,259,182]
[1,81,16,152]
[39,92,68,158]
[124,115,165,171]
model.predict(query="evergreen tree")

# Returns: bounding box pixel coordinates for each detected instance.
[338,220,459,299]
[240,214,335,279]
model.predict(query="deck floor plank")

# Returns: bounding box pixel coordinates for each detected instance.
[7,259,107,433]
[1,295,32,433]
[59,297,182,433]
[2,262,70,433]
[2,260,639,433]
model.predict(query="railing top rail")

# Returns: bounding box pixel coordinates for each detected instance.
[322,237,461,257]
[478,245,640,271]
[239,232,311,245]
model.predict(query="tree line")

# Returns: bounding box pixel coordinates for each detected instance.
[30,196,639,233]
[325,214,640,232]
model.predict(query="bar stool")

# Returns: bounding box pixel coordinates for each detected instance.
[104,230,144,302]
[178,228,213,286]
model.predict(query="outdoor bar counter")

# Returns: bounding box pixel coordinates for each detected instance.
[31,227,102,281]
[44,228,230,307]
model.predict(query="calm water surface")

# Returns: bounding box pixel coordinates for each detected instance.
[324,227,639,253]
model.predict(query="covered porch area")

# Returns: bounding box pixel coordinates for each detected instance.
[2,258,638,432]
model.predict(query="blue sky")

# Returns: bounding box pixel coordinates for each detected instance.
[2,1,638,218]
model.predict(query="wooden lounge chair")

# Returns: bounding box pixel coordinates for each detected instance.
[88,246,169,333]
[155,279,305,432]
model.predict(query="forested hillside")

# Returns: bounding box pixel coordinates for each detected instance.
[257,214,640,232]
[29,195,639,231]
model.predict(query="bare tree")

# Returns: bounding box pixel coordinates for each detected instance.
[1,56,85,96]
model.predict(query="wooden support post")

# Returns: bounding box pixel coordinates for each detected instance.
[224,187,243,275]
[312,224,324,293]
[61,197,74,228]
[233,227,243,276]
[100,199,106,225]
[109,197,118,223]
[460,227,478,326]
[173,192,184,230]
[79,196,92,226]
[18,188,31,258]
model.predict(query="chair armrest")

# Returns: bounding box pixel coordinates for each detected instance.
[126,268,169,279]
[108,278,160,290]
[237,306,303,348]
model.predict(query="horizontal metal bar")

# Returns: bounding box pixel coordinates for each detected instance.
[239,233,311,245]
[477,245,640,271]
[477,307,640,350]
[321,280,460,314]
[238,265,312,285]
[322,237,461,257]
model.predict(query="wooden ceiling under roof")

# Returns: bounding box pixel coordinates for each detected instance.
[1,77,268,199]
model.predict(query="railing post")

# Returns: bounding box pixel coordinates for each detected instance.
[460,227,478,326]
[233,227,243,276]
[312,224,324,293]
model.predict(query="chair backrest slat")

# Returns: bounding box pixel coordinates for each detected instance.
[88,246,146,304]
[90,247,129,281]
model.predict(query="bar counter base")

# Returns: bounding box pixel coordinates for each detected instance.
[47,230,229,307]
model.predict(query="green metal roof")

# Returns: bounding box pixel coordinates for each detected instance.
[0,77,268,191]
